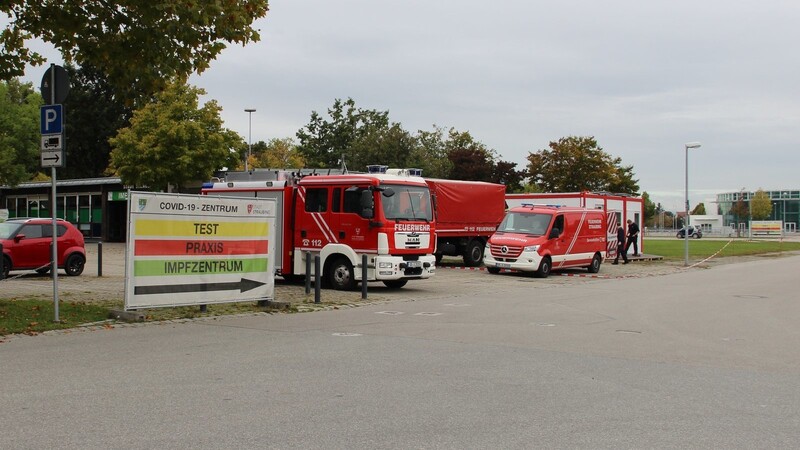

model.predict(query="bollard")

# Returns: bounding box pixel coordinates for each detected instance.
[305,251,311,295]
[97,241,103,277]
[0,243,4,280]
[361,254,368,300]
[314,255,321,304]
[200,304,207,313]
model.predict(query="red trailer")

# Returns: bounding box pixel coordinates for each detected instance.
[426,179,506,266]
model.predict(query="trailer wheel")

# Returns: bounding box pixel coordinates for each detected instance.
[328,257,356,291]
[587,254,602,273]
[463,240,484,267]
[487,267,501,274]
[534,256,552,278]
[382,280,408,289]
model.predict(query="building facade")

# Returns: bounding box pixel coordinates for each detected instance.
[716,190,800,232]
[0,178,129,241]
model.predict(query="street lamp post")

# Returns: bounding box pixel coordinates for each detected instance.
[245,108,256,171]
[684,142,702,266]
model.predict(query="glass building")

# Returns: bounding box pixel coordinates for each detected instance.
[716,190,799,232]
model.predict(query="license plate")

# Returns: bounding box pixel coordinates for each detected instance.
[496,263,511,268]
[405,261,422,268]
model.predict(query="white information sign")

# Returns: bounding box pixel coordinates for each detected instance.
[124,191,276,310]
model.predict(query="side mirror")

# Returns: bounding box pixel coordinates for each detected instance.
[360,190,374,219]
[549,228,561,239]
[14,234,26,242]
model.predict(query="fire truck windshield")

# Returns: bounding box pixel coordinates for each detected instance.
[381,185,433,222]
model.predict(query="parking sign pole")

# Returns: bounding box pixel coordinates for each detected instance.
[50,64,60,322]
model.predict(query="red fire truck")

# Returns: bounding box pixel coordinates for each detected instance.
[201,167,436,290]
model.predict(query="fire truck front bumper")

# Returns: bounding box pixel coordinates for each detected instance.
[374,255,436,280]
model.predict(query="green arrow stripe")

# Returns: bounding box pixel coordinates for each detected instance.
[134,258,268,276]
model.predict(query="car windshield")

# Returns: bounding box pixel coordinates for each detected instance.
[497,212,552,235]
[0,222,22,239]
[381,184,433,222]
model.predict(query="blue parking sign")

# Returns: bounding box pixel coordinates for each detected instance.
[41,104,63,135]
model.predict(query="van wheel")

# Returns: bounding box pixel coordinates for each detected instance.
[383,280,408,289]
[587,254,602,273]
[487,267,501,274]
[328,257,356,291]
[534,257,552,278]
[462,240,484,267]
[65,253,85,276]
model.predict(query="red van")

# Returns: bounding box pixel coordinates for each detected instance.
[484,205,606,277]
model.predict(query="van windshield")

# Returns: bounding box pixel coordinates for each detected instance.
[497,212,552,236]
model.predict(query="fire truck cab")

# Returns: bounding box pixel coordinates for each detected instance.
[201,167,436,290]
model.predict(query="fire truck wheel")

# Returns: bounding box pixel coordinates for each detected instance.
[487,267,501,274]
[328,257,356,291]
[587,254,602,273]
[463,240,484,267]
[382,280,408,289]
[534,257,552,278]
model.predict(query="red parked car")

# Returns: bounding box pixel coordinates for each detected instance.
[0,218,86,278]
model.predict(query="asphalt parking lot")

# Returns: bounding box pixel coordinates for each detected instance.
[1,241,697,307]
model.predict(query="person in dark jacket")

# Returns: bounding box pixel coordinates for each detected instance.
[613,224,628,264]
[625,219,640,256]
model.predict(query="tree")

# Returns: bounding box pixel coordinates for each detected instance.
[690,203,706,215]
[730,196,749,224]
[60,63,132,179]
[642,192,656,224]
[347,123,416,171]
[0,78,40,186]
[526,136,639,194]
[2,1,269,104]
[296,98,390,169]
[492,160,527,193]
[251,138,306,169]
[750,189,772,220]
[406,126,452,178]
[446,129,495,182]
[108,82,241,191]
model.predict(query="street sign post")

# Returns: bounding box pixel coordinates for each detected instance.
[40,64,71,322]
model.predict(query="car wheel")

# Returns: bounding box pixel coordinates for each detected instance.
[487,267,501,274]
[327,257,356,291]
[64,253,85,276]
[382,280,408,289]
[1,255,10,279]
[463,240,484,267]
[587,254,602,273]
[534,257,552,278]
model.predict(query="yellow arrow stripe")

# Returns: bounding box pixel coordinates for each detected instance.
[134,219,268,237]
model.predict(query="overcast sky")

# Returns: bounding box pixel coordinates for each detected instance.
[14,1,800,211]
